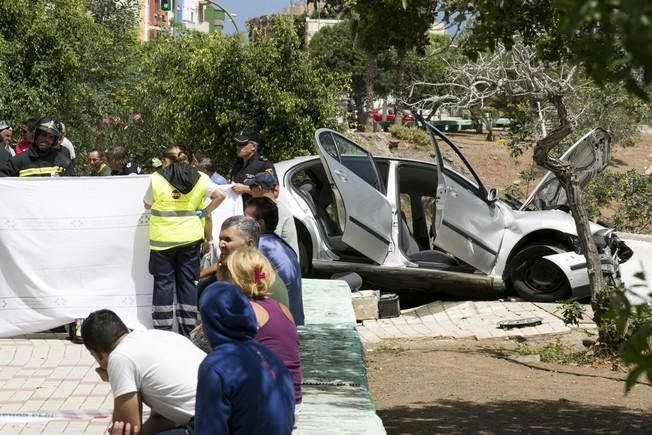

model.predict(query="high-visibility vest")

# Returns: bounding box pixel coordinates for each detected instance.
[149,171,209,251]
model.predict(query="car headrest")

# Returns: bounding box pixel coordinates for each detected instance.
[299,183,314,194]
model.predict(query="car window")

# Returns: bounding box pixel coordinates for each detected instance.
[318,131,339,159]
[400,193,413,234]
[317,130,385,193]
[332,134,384,192]
[421,195,435,241]
[433,133,481,193]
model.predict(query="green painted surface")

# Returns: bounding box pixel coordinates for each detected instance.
[295,279,386,434]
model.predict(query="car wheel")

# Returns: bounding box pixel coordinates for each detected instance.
[298,239,310,276]
[507,242,571,302]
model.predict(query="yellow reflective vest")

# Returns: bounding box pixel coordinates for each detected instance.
[149,171,210,251]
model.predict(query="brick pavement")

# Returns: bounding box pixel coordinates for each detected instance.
[357,300,596,343]
[0,336,112,434]
[0,298,596,433]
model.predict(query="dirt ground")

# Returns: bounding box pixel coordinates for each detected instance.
[365,335,652,434]
[353,128,652,193]
[354,130,652,434]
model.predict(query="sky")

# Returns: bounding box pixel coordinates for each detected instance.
[216,0,294,35]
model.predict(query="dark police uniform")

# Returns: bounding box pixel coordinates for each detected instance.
[0,144,74,177]
[112,161,142,176]
[0,146,11,169]
[230,151,276,184]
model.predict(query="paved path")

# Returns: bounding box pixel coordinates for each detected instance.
[357,300,596,343]
[0,279,386,434]
[0,336,112,434]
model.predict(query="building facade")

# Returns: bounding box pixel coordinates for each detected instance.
[138,0,225,41]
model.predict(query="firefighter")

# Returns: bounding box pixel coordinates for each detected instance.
[0,116,74,177]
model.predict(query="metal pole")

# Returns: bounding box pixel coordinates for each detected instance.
[204,0,239,33]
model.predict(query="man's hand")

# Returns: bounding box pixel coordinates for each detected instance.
[108,421,139,435]
[96,367,109,382]
[232,183,251,194]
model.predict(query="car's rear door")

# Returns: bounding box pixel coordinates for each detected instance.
[314,128,392,265]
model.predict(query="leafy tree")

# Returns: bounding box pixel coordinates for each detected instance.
[439,0,652,386]
[379,0,437,125]
[132,19,340,170]
[443,0,652,99]
[309,21,367,122]
[0,0,140,155]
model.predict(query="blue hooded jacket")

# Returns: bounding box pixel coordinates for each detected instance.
[195,281,295,435]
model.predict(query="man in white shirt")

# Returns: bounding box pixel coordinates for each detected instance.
[58,122,76,162]
[81,310,205,435]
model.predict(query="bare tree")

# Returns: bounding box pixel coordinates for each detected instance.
[408,42,612,341]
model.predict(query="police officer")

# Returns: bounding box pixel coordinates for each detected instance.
[0,116,74,177]
[230,128,276,202]
[106,146,142,175]
[144,144,226,336]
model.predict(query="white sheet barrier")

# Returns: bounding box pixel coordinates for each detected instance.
[0,176,242,337]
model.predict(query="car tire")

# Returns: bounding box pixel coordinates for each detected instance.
[298,239,310,276]
[507,241,572,302]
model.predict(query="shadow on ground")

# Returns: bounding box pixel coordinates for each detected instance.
[379,399,651,434]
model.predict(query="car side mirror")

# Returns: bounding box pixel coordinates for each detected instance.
[487,188,499,204]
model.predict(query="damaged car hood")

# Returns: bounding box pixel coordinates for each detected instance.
[520,128,612,211]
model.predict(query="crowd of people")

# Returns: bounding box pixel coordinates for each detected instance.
[1,116,306,434]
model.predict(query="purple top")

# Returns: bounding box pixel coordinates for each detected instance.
[255,298,302,404]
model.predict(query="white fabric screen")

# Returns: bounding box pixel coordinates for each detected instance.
[0,176,242,337]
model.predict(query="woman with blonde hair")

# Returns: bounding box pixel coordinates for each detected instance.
[224,247,302,407]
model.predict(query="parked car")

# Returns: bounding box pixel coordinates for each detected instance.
[274,126,632,302]
[372,108,414,124]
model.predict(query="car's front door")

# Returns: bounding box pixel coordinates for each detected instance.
[428,126,506,274]
[314,128,393,265]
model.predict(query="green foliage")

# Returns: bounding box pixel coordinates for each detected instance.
[0,0,140,153]
[444,0,652,98]
[388,124,431,145]
[585,171,652,234]
[135,18,340,168]
[499,341,596,365]
[560,299,586,327]
[309,21,366,107]
[602,275,652,392]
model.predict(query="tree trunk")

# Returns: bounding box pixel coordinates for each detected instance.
[393,45,406,126]
[363,52,377,132]
[533,94,610,345]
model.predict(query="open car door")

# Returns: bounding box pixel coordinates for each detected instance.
[425,124,505,274]
[426,124,447,239]
[314,128,392,265]
[521,128,612,211]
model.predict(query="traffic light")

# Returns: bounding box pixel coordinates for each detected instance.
[161,0,172,12]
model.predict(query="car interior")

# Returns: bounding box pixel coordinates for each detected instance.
[290,162,374,263]
[290,158,475,272]
[395,162,475,272]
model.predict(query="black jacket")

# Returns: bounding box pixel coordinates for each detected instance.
[230,152,276,184]
[0,144,74,177]
[0,146,11,169]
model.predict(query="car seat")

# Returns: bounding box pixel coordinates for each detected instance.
[298,183,341,237]
[399,212,460,269]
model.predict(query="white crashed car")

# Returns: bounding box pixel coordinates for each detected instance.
[274,126,632,302]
